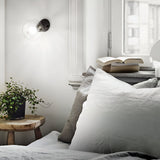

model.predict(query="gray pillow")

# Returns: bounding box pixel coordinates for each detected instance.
[82,66,96,77]
[58,66,95,143]
[133,78,158,89]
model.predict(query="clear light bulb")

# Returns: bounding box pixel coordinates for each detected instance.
[23,21,40,39]
[27,26,38,35]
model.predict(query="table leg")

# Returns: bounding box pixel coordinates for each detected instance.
[7,131,15,145]
[34,127,42,140]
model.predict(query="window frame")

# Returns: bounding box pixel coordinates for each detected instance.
[111,0,160,57]
[111,0,124,57]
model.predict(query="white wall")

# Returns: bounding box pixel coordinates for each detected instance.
[111,0,123,57]
[2,0,110,145]
[4,0,76,145]
[84,0,109,69]
[0,0,5,84]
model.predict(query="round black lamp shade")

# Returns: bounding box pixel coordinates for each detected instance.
[37,19,50,32]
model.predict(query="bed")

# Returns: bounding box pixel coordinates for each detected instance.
[0,67,160,160]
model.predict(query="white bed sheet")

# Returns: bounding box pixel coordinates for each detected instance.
[0,131,154,160]
[0,131,100,160]
[28,131,69,150]
[0,146,100,160]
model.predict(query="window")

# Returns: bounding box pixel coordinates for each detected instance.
[127,1,139,15]
[124,0,160,55]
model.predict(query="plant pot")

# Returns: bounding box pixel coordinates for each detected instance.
[8,101,26,120]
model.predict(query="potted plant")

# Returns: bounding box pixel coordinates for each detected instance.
[0,77,44,120]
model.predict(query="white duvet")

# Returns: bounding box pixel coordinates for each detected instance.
[0,146,100,160]
[28,131,69,150]
[0,131,157,160]
[0,131,100,160]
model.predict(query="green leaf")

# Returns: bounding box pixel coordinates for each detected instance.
[0,77,44,119]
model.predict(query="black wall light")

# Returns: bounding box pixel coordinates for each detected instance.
[23,18,50,39]
[37,19,50,32]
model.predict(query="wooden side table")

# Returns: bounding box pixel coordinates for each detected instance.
[0,115,45,145]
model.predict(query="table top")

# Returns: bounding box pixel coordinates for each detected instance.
[0,115,45,131]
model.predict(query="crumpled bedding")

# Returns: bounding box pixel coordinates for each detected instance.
[0,146,158,160]
[0,145,99,160]
[0,131,158,160]
[28,131,69,150]
[91,151,158,160]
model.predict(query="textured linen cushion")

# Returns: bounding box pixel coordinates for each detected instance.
[58,66,95,143]
[70,69,160,157]
[133,78,158,88]
[82,66,96,76]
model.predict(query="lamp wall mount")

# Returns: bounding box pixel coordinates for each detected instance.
[23,18,50,39]
[37,19,50,32]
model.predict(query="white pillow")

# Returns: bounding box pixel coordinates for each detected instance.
[70,69,160,158]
